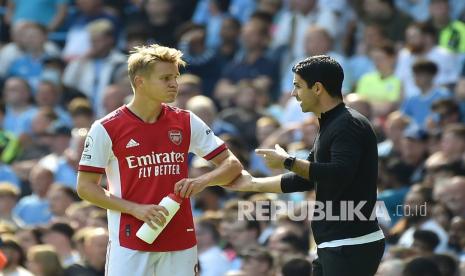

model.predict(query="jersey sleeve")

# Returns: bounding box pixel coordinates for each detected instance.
[78,121,112,174]
[188,112,227,160]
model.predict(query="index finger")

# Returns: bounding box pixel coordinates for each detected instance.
[255,149,275,155]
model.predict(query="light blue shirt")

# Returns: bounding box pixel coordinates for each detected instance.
[13,194,52,226]
[3,106,38,136]
[401,88,451,126]
[54,158,77,189]
[12,0,68,26]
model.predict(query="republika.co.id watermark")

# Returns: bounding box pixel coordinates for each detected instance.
[237,200,427,222]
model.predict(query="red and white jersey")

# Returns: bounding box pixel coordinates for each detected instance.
[78,104,226,252]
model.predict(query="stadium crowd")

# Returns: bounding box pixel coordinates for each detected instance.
[0,0,465,275]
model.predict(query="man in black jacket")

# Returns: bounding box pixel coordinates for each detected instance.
[226,55,385,276]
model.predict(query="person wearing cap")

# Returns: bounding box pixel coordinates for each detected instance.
[401,59,451,127]
[400,124,430,184]
[0,235,33,276]
[226,56,385,276]
[0,183,20,229]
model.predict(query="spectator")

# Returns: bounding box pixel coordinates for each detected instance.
[402,256,441,276]
[376,258,405,276]
[101,84,131,115]
[361,0,413,44]
[13,165,53,226]
[195,219,232,276]
[67,99,94,129]
[447,216,465,256]
[219,80,267,150]
[51,128,88,189]
[47,185,79,220]
[378,111,411,159]
[62,0,119,61]
[0,235,32,276]
[427,99,463,132]
[63,19,126,117]
[0,22,61,79]
[397,185,449,253]
[356,42,401,112]
[126,0,180,48]
[178,24,223,97]
[0,183,20,229]
[14,228,42,255]
[4,0,68,31]
[428,0,465,54]
[395,23,459,98]
[172,74,202,110]
[439,124,465,163]
[26,244,64,276]
[272,0,337,66]
[2,77,38,137]
[412,229,440,254]
[281,258,312,276]
[6,23,59,90]
[41,222,80,266]
[216,13,280,101]
[435,176,465,218]
[64,227,108,276]
[430,254,459,276]
[35,78,73,128]
[38,123,72,174]
[401,60,451,126]
[186,95,238,137]
[239,246,274,276]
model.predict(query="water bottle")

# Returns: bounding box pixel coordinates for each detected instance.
[136,193,183,244]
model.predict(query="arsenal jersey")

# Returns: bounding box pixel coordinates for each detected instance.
[78,104,226,252]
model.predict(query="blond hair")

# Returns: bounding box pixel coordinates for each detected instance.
[128,44,186,88]
[28,245,63,276]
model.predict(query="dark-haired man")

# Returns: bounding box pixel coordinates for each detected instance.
[226,55,385,276]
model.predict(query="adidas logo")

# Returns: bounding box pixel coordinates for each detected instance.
[126,139,140,148]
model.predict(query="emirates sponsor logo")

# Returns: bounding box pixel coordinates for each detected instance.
[125,151,185,169]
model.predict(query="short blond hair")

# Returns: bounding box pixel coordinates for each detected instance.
[128,44,186,88]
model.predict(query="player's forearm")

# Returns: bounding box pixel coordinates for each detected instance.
[253,175,283,193]
[200,156,243,186]
[227,171,283,193]
[77,176,137,215]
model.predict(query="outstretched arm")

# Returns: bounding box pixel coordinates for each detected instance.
[225,170,283,193]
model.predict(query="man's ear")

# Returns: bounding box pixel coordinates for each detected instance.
[134,75,144,88]
[314,82,323,95]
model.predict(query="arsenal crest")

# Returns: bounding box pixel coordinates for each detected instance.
[168,130,182,145]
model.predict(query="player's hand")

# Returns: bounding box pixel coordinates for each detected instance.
[223,170,255,192]
[129,204,169,229]
[174,178,208,198]
[255,144,289,169]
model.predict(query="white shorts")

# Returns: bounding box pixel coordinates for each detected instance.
[105,241,199,276]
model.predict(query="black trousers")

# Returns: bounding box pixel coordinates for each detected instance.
[312,239,385,276]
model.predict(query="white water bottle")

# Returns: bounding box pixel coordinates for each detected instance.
[136,193,183,244]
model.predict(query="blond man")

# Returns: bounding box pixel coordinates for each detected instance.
[77,44,243,275]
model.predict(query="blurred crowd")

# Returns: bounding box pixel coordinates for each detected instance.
[0,0,465,275]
